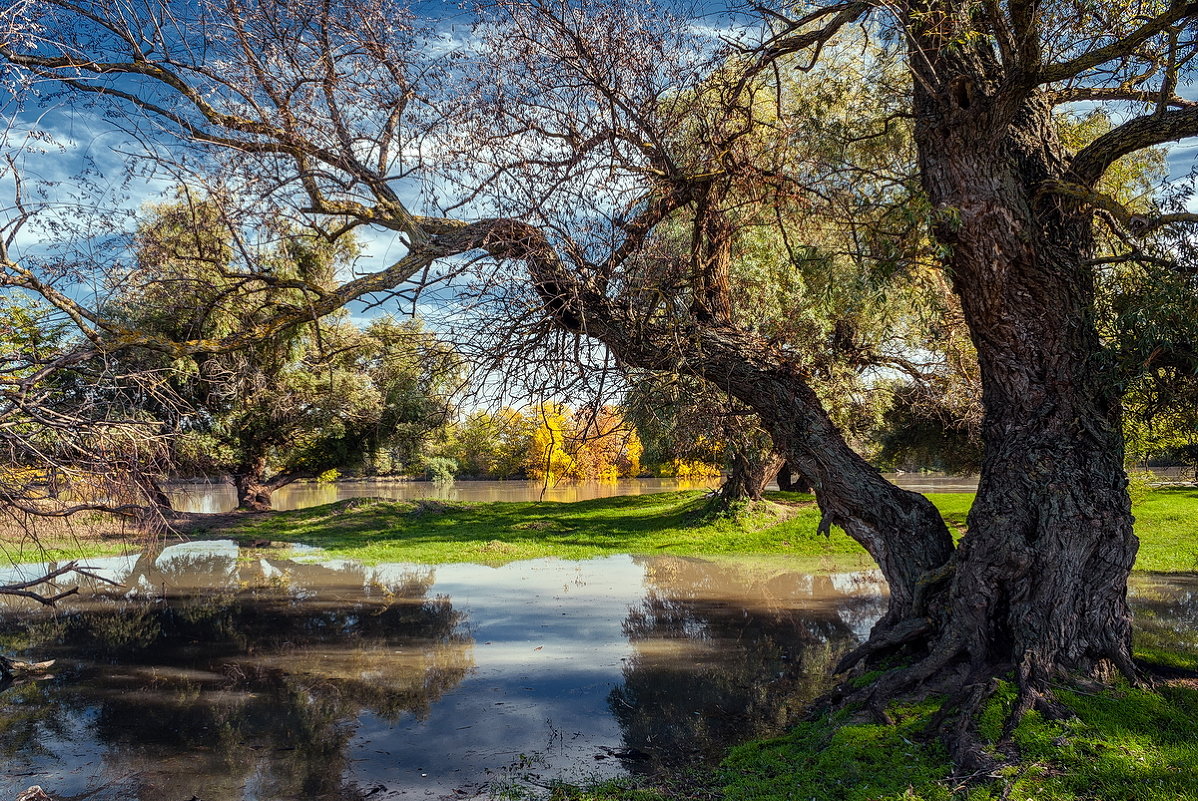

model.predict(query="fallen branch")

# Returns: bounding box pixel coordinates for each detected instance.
[0,560,122,606]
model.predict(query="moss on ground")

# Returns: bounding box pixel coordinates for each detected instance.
[720,672,1198,801]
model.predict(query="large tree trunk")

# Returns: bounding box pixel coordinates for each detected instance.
[870,37,1141,760]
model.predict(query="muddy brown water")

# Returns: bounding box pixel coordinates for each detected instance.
[0,548,886,801]
[1,547,1193,801]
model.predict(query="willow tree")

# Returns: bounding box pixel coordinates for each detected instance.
[4,0,1198,765]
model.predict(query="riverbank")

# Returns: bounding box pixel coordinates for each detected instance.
[11,487,1198,572]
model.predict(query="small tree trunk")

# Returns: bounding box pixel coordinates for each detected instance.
[713,451,784,508]
[138,476,175,513]
[234,457,274,511]
[776,461,811,493]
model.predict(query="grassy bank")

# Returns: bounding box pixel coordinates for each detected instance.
[180,490,871,567]
[180,486,1198,571]
[514,664,1198,801]
[11,486,1198,570]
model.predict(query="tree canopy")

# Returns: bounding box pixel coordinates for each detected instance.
[3,0,1198,770]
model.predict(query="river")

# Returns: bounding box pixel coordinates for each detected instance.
[165,474,985,513]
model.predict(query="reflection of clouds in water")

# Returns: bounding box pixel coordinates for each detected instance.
[0,553,926,800]
[0,553,140,589]
[154,540,239,573]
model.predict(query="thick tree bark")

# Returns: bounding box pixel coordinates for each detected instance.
[776,461,811,493]
[234,455,276,511]
[856,28,1142,760]
[234,472,274,512]
[920,99,1137,670]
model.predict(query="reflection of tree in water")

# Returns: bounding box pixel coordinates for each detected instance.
[609,556,886,773]
[0,551,474,801]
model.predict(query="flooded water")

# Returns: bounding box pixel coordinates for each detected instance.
[164,468,1198,514]
[0,547,886,801]
[165,475,988,514]
[4,546,1194,801]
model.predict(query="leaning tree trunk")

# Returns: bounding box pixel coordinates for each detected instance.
[489,218,956,634]
[618,323,956,634]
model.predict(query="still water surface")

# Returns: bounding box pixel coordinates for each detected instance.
[0,547,885,801]
[166,475,983,513]
[2,547,1192,801]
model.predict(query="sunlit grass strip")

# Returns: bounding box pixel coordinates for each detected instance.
[721,673,1198,801]
[9,487,1198,571]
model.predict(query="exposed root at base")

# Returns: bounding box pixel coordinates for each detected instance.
[815,631,1145,783]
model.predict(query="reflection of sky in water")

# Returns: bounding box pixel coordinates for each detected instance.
[0,551,891,800]
[10,557,1194,799]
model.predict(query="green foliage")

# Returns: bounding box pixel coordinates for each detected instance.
[621,372,753,477]
[421,456,458,482]
[429,404,643,481]
[431,408,534,478]
[110,196,459,494]
[873,380,983,474]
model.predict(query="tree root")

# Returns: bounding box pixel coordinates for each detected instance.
[817,630,1132,784]
[833,616,931,674]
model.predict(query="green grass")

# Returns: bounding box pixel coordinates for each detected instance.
[190,491,876,567]
[719,678,1198,801]
[178,486,1198,571]
[1127,487,1198,572]
[13,486,1197,571]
